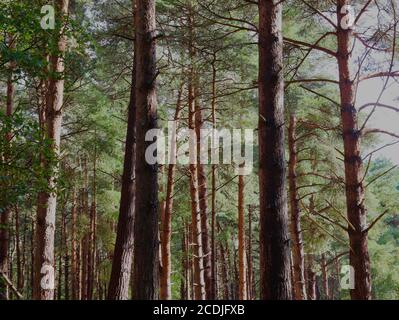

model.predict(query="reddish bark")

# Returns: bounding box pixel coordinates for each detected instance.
[160,89,183,300]
[336,0,371,300]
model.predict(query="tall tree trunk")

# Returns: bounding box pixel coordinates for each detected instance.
[194,90,212,300]
[71,189,79,300]
[58,207,64,300]
[160,89,183,300]
[189,223,194,300]
[77,192,83,300]
[81,160,89,300]
[132,0,159,300]
[219,243,230,300]
[87,157,97,300]
[180,220,189,300]
[0,33,16,301]
[15,207,23,295]
[30,218,35,299]
[63,202,69,300]
[188,77,206,301]
[108,17,137,298]
[33,0,69,300]
[231,238,239,300]
[238,174,247,300]
[334,257,341,299]
[210,56,218,300]
[22,212,28,296]
[336,0,371,300]
[246,205,253,300]
[306,254,316,300]
[258,0,292,300]
[288,114,307,300]
[321,253,329,300]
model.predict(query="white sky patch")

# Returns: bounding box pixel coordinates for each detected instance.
[356,78,399,164]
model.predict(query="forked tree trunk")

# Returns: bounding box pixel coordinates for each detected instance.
[288,114,307,300]
[160,89,183,300]
[132,0,159,300]
[33,0,69,300]
[336,0,371,300]
[258,0,292,300]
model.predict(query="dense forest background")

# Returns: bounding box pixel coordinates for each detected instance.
[1,0,399,300]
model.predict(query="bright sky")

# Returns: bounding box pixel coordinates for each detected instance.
[357,79,399,165]
[351,2,398,164]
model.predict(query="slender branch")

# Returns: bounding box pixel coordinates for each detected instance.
[302,213,349,248]
[326,251,350,266]
[359,102,399,113]
[362,129,399,139]
[299,0,337,29]
[0,272,23,299]
[286,78,339,85]
[310,208,349,232]
[364,209,390,233]
[283,37,337,57]
[362,140,399,161]
[359,71,399,82]
[299,85,340,106]
[325,200,356,231]
[365,165,398,189]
